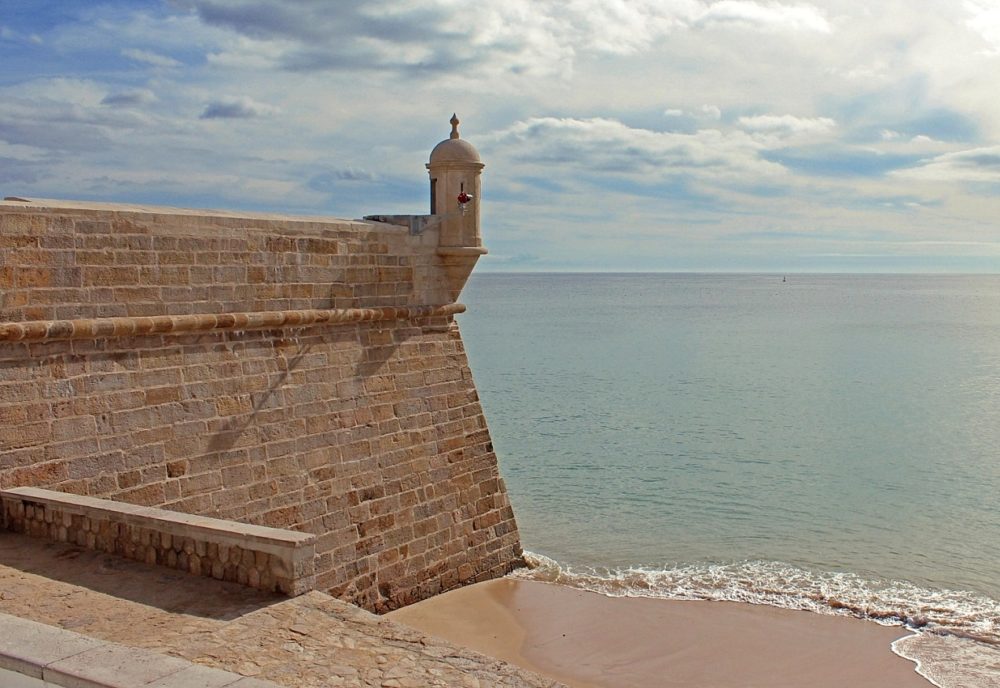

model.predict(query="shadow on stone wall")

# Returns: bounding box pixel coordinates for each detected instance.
[206,334,315,457]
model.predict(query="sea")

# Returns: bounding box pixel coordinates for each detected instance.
[458,273,1000,688]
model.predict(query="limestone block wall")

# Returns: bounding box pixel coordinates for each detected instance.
[0,199,523,611]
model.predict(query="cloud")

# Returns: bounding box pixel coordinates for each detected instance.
[965,0,1000,53]
[0,118,112,153]
[764,146,924,178]
[0,78,155,153]
[0,157,45,184]
[737,114,836,137]
[1,25,43,44]
[8,77,106,107]
[700,104,722,120]
[121,47,181,68]
[488,116,786,182]
[694,1,831,33]
[200,95,278,119]
[308,168,379,192]
[895,145,1000,183]
[904,109,979,142]
[192,0,562,75]
[185,0,833,78]
[101,89,157,107]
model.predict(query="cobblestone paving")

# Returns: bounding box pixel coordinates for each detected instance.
[0,533,562,687]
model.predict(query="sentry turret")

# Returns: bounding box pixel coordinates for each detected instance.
[427,114,485,249]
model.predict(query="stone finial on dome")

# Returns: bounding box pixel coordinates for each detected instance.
[429,114,482,165]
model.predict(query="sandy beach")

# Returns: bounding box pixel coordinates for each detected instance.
[387,578,933,688]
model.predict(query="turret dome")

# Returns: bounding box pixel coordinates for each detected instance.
[429,114,481,165]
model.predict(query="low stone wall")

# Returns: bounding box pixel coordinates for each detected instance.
[1,486,316,596]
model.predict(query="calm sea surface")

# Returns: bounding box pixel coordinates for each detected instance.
[458,273,1000,687]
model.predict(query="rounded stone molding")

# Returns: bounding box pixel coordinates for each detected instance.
[0,304,466,342]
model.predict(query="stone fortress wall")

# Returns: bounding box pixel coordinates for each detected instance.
[0,118,523,611]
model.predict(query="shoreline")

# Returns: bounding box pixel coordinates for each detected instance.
[387,578,933,688]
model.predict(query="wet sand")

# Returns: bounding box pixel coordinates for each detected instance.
[387,578,933,688]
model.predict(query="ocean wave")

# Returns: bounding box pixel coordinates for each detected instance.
[510,552,1000,688]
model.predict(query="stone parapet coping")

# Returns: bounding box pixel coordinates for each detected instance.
[0,613,281,688]
[0,303,465,343]
[437,246,489,256]
[1,196,372,229]
[1,487,316,596]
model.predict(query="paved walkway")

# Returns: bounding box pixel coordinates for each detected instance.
[2,612,280,688]
[0,532,561,687]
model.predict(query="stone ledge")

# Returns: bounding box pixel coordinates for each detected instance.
[436,246,489,256]
[1,487,316,596]
[0,613,281,688]
[1,196,378,232]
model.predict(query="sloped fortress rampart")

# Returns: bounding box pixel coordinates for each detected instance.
[0,118,523,611]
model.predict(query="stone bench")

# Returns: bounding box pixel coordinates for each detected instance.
[0,487,316,596]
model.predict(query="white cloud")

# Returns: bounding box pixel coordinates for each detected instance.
[8,78,108,108]
[895,146,1000,182]
[695,1,831,33]
[880,129,901,140]
[192,0,686,78]
[206,36,288,70]
[826,59,895,86]
[0,78,182,162]
[965,0,1000,53]
[121,48,181,68]
[737,114,836,137]
[185,0,832,80]
[700,104,723,120]
[664,108,685,117]
[488,116,785,182]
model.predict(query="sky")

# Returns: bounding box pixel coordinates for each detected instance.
[2,1,1000,272]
